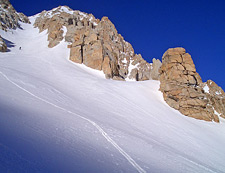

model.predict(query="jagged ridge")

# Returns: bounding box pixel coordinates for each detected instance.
[33,6,162,81]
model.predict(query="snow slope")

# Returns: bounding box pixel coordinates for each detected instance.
[0,17,225,173]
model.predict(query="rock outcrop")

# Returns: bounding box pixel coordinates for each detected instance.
[0,35,7,52]
[34,6,161,81]
[0,0,30,31]
[202,80,225,119]
[159,47,225,122]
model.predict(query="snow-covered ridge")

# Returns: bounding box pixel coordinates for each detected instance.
[38,6,74,17]
[35,6,99,27]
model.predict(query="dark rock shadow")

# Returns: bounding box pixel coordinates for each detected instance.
[18,25,23,30]
[2,37,15,52]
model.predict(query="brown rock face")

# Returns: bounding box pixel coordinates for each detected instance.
[83,40,103,70]
[0,0,30,31]
[0,35,7,52]
[34,6,161,81]
[159,47,224,122]
[150,58,162,80]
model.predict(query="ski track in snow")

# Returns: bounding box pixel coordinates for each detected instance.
[0,71,146,173]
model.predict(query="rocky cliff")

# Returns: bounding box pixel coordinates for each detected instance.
[0,0,30,52]
[33,6,161,81]
[159,47,225,122]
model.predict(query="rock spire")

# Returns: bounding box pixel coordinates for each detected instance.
[159,47,225,122]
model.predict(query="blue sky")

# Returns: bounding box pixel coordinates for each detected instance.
[11,0,225,89]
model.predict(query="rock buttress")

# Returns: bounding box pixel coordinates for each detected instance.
[159,47,225,122]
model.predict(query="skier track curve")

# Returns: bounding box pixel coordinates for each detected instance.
[0,71,146,173]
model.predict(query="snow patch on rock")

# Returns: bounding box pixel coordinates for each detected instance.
[203,85,209,93]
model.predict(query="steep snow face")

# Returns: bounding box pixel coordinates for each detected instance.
[0,18,225,173]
